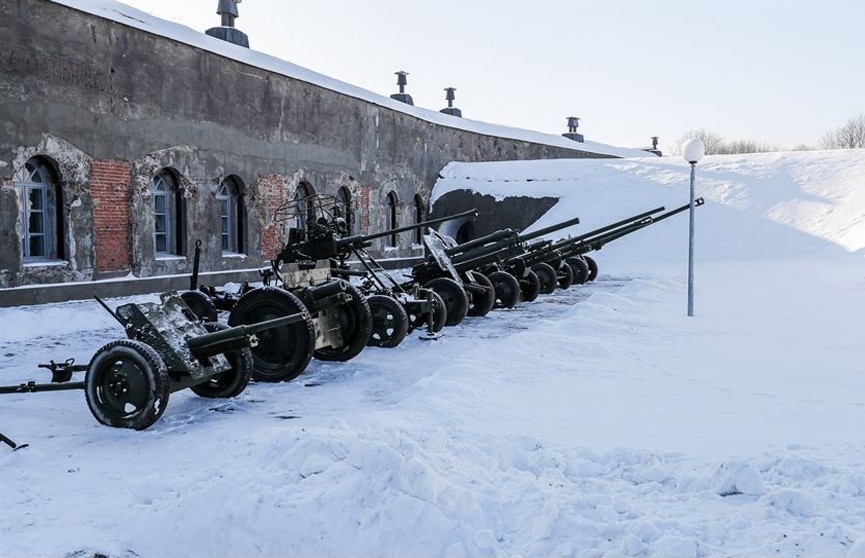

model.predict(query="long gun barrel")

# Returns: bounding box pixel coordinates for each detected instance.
[186,313,308,359]
[517,216,582,243]
[443,215,580,260]
[561,199,704,258]
[336,209,478,249]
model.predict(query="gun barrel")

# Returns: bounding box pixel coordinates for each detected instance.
[518,216,581,242]
[443,229,519,257]
[650,198,704,224]
[338,208,478,247]
[558,217,653,257]
[568,205,665,245]
[187,313,307,356]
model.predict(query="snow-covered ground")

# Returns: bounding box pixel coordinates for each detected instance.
[2,150,865,557]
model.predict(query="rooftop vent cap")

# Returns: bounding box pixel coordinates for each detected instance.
[440,87,462,117]
[206,0,249,47]
[562,116,584,142]
[390,71,414,105]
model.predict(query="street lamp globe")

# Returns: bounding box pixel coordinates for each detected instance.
[682,138,705,165]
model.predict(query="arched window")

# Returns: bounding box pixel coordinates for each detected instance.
[414,194,425,244]
[335,186,352,235]
[218,176,245,254]
[386,191,398,247]
[15,157,63,262]
[294,182,313,229]
[152,170,183,256]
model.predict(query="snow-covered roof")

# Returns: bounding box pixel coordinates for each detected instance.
[50,0,648,159]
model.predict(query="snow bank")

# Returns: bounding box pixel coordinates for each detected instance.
[435,149,865,264]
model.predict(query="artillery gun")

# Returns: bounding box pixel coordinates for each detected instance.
[513,205,667,288]
[415,216,581,309]
[551,199,705,283]
[0,293,302,430]
[274,194,480,346]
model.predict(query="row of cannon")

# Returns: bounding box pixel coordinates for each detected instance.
[1,194,702,432]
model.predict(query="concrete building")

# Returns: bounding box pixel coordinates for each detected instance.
[0,0,647,305]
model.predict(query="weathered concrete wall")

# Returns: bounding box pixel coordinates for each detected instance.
[0,0,611,294]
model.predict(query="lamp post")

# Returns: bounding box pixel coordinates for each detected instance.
[682,138,705,317]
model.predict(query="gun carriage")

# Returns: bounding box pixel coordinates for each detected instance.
[413,216,582,309]
[1,293,301,429]
[274,194,480,346]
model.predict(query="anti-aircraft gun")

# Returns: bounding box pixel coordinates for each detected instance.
[0,292,303,430]
[273,193,480,346]
[414,216,582,309]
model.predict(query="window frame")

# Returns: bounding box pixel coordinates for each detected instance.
[14,158,62,263]
[386,191,398,247]
[151,170,183,257]
[217,178,245,255]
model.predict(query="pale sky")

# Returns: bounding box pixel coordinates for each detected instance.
[118,0,864,155]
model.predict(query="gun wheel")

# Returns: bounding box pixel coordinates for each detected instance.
[189,323,252,398]
[489,271,520,309]
[531,263,558,295]
[85,339,170,430]
[584,255,599,282]
[566,257,589,285]
[314,282,372,361]
[366,295,409,348]
[519,269,541,302]
[228,287,316,382]
[424,277,469,326]
[180,290,218,322]
[556,261,574,289]
[466,271,495,317]
[405,289,447,333]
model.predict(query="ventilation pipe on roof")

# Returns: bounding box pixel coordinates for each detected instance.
[644,136,663,156]
[440,87,462,117]
[390,71,414,105]
[206,0,250,48]
[562,116,584,143]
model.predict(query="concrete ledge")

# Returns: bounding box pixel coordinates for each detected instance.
[0,257,424,307]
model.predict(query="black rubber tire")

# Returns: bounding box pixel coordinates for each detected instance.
[584,255,599,282]
[466,271,495,317]
[189,322,253,398]
[180,290,218,322]
[366,294,409,348]
[556,261,574,290]
[567,257,589,285]
[519,269,541,302]
[489,270,521,309]
[531,263,558,295]
[314,282,372,361]
[424,277,469,326]
[85,339,170,430]
[228,287,316,382]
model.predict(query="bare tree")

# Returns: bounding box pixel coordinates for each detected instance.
[821,114,865,149]
[671,128,727,155]
[671,129,778,155]
[725,140,778,154]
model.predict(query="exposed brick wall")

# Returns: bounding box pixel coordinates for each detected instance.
[91,159,132,273]
[254,174,291,260]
